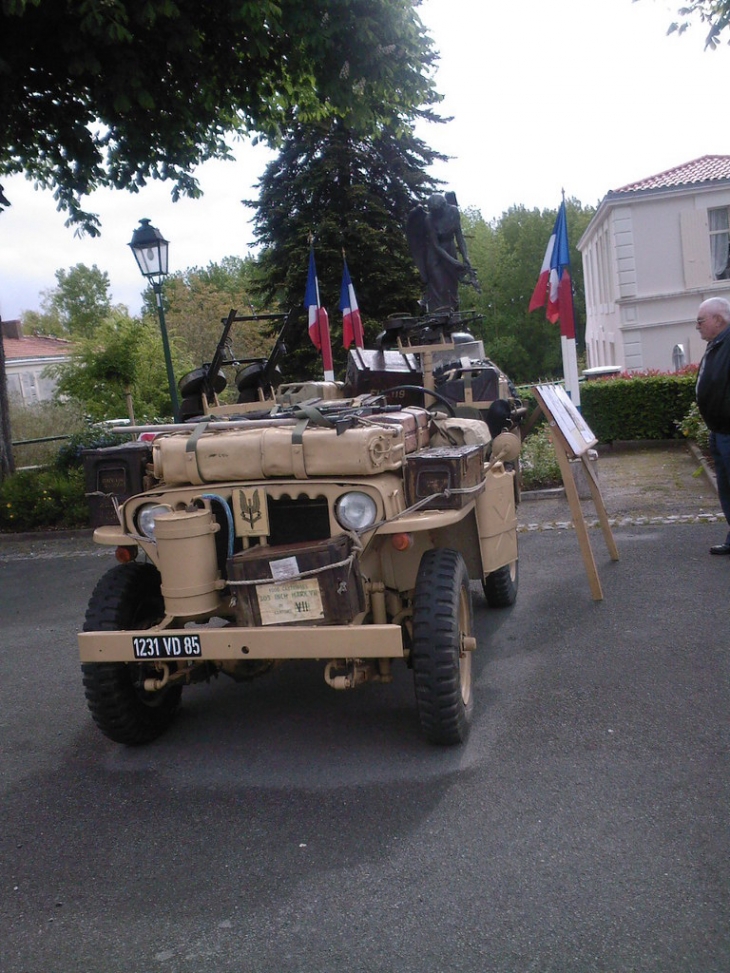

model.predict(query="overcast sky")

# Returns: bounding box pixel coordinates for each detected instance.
[1,0,728,321]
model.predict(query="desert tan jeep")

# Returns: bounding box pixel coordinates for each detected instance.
[78,310,522,746]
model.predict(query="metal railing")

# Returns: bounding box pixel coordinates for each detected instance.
[11,434,71,472]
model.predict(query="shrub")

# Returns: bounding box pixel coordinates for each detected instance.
[55,425,127,473]
[520,425,561,490]
[0,468,88,532]
[678,401,710,455]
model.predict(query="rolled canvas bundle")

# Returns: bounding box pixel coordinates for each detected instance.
[153,421,409,485]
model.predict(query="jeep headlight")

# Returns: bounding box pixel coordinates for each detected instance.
[335,492,378,531]
[135,503,173,541]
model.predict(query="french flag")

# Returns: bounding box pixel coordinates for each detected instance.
[340,258,365,349]
[528,201,575,340]
[304,245,334,381]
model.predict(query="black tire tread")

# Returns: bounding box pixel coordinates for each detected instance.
[81,562,182,745]
[482,560,518,608]
[411,548,473,745]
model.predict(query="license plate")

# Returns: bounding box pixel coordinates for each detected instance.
[132,634,202,659]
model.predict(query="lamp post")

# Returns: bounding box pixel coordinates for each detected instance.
[129,218,180,422]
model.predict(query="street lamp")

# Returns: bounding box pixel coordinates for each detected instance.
[129,218,180,422]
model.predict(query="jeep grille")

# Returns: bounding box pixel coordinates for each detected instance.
[267,494,331,546]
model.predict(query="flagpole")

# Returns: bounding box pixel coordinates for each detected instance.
[561,333,581,407]
[560,190,581,408]
[320,311,335,383]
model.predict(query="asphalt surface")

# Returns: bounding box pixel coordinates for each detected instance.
[1,445,729,973]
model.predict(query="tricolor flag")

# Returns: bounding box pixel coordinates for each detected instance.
[304,245,334,381]
[529,199,580,405]
[340,258,365,349]
[528,201,576,340]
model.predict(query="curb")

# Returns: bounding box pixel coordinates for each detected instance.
[687,442,718,493]
[520,486,564,501]
[0,528,94,544]
[518,512,722,533]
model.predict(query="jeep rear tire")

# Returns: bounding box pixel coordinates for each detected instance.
[412,549,474,745]
[482,560,519,608]
[81,562,182,745]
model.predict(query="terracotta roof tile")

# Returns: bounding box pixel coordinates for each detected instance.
[611,155,730,194]
[2,334,72,360]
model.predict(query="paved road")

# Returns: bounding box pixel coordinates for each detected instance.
[1,522,729,973]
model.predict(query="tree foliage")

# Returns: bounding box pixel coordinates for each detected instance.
[457,200,596,384]
[23,263,112,338]
[663,0,730,47]
[0,0,440,232]
[50,311,189,420]
[149,257,276,370]
[248,119,444,379]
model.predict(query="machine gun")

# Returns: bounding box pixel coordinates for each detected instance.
[177,308,303,420]
[232,308,301,404]
[375,309,485,349]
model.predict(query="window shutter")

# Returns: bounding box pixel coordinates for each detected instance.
[680,209,711,288]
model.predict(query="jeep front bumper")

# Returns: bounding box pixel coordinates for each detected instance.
[78,623,405,663]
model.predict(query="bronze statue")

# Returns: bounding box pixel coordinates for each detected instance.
[407,191,480,312]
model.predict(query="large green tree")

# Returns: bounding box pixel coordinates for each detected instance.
[0,0,439,232]
[248,119,444,378]
[50,311,189,420]
[148,257,275,369]
[22,263,112,338]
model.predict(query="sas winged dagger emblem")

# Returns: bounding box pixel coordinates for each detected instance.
[233,487,270,536]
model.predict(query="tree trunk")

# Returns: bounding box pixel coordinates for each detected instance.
[0,330,15,480]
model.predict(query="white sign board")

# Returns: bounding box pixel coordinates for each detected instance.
[533,383,597,457]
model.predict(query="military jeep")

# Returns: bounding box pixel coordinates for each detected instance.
[78,309,523,746]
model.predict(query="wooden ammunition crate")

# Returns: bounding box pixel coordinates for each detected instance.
[227,535,365,627]
[404,444,485,510]
[344,348,423,405]
[437,364,502,408]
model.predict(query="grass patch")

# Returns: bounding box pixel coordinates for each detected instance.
[9,399,87,469]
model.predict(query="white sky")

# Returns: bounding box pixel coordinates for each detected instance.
[1,0,728,320]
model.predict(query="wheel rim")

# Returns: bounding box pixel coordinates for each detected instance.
[458,586,473,707]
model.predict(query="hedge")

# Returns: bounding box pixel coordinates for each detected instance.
[517,373,698,444]
[0,468,88,533]
[579,374,696,443]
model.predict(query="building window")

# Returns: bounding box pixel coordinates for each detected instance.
[709,207,730,279]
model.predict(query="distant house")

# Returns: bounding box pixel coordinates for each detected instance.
[1,319,71,405]
[577,155,730,373]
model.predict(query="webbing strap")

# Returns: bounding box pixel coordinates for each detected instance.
[183,421,209,485]
[293,404,337,428]
[291,417,308,478]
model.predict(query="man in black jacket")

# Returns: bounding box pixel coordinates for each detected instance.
[696,297,730,554]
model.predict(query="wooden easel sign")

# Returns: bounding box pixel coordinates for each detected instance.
[532,383,619,601]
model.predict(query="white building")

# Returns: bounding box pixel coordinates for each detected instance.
[1,319,70,405]
[578,155,730,373]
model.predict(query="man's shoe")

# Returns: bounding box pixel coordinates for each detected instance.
[710,543,730,555]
